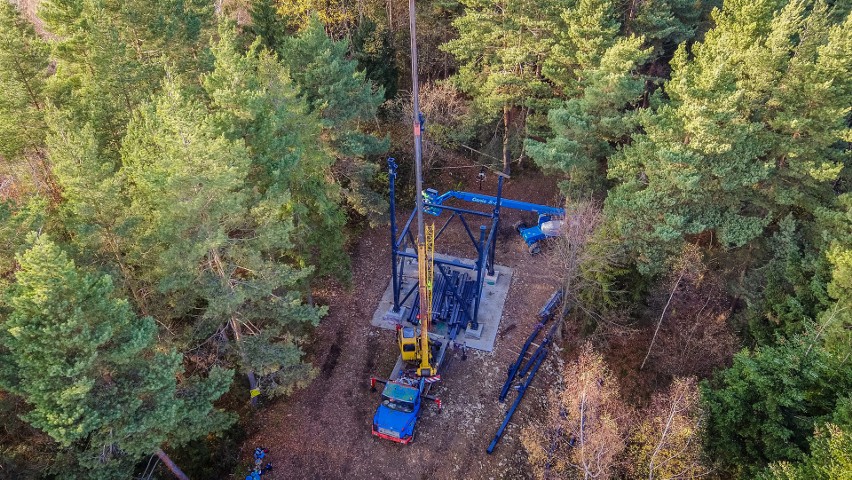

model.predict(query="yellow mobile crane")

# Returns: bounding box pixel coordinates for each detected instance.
[393,0,436,378]
[397,224,436,377]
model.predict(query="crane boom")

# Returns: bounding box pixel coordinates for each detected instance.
[403,0,435,377]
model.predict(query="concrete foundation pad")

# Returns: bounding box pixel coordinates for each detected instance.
[370,251,513,352]
[382,306,409,324]
[464,323,484,340]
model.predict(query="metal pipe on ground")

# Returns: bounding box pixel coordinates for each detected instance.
[486,347,548,454]
[499,322,543,401]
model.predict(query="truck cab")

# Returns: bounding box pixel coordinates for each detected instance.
[372,381,421,444]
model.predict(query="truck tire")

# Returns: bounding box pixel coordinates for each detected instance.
[528,242,541,255]
[513,221,528,233]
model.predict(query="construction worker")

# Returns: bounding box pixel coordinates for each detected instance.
[245,447,272,479]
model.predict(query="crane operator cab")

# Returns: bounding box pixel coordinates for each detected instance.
[398,326,419,361]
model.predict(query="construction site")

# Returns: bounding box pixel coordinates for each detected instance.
[244,2,574,473]
[2,0,846,477]
[246,168,570,478]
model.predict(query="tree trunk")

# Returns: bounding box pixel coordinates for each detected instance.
[502,104,512,176]
[209,248,260,406]
[155,448,189,480]
[230,316,260,407]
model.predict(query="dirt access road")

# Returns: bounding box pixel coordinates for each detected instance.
[244,173,563,480]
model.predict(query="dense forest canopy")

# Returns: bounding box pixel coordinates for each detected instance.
[0,0,849,477]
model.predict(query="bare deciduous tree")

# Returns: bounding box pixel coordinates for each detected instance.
[522,342,631,479]
[393,81,471,169]
[550,199,630,334]
[641,244,706,370]
[643,244,738,378]
[628,377,710,480]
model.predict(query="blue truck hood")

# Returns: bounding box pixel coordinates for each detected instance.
[374,404,416,434]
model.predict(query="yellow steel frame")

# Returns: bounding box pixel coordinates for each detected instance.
[415,224,436,377]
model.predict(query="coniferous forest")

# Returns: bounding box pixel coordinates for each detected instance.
[0,0,849,478]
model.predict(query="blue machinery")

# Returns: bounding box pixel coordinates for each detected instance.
[386,158,508,333]
[387,159,568,331]
[372,0,568,446]
[487,290,566,453]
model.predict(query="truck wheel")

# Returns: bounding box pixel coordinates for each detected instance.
[528,242,541,255]
[513,221,528,233]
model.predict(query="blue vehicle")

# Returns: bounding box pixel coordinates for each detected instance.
[370,369,443,444]
[371,380,421,444]
[422,189,565,254]
[514,214,565,254]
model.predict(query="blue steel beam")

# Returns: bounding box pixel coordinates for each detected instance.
[423,202,493,218]
[431,191,565,217]
[388,159,400,311]
[396,250,477,270]
[487,348,548,454]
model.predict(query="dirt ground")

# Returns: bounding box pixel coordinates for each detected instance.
[241,169,567,480]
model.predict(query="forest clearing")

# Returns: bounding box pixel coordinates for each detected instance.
[1,0,850,478]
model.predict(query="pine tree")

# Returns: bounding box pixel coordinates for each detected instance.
[39,0,215,159]
[248,0,291,51]
[0,1,49,160]
[443,0,567,170]
[0,235,233,478]
[44,114,151,317]
[542,0,622,94]
[605,0,852,273]
[701,332,852,475]
[206,25,349,278]
[351,18,398,101]
[528,34,651,194]
[279,16,389,226]
[122,71,323,401]
[0,1,56,201]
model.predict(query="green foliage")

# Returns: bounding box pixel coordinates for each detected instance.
[738,215,832,343]
[205,24,349,279]
[279,16,389,225]
[351,18,398,100]
[0,197,48,282]
[528,34,651,195]
[626,0,705,54]
[0,235,233,476]
[444,0,565,122]
[606,0,852,274]
[122,69,324,396]
[701,333,852,475]
[817,194,852,355]
[542,0,622,93]
[763,424,852,479]
[0,1,49,160]
[45,115,133,273]
[40,0,215,159]
[248,0,291,51]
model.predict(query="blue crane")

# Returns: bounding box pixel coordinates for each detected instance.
[423,189,566,254]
